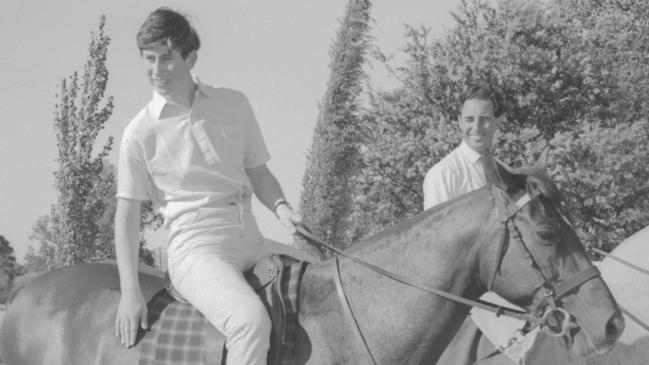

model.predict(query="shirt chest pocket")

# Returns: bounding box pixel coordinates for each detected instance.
[195,120,245,165]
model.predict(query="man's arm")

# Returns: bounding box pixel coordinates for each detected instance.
[114,198,148,347]
[246,163,301,233]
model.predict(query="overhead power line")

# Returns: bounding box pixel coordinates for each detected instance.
[0,76,54,95]
[0,60,59,84]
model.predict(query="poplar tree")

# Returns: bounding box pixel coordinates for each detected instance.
[0,236,18,303]
[25,16,162,270]
[48,16,115,266]
[299,0,372,253]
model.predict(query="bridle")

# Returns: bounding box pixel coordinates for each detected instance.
[488,183,601,338]
[295,184,602,364]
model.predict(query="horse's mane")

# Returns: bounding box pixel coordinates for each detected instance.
[509,166,574,223]
[351,188,489,249]
[349,164,571,251]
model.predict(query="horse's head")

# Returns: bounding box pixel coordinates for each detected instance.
[478,151,624,358]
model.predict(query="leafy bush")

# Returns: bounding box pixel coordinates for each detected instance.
[344,0,649,252]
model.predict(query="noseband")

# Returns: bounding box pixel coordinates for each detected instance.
[489,184,601,337]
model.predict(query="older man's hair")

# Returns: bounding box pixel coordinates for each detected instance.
[460,84,504,117]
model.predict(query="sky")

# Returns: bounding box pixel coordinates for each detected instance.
[0,1,461,263]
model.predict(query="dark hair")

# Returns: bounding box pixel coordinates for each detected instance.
[136,7,200,58]
[460,84,504,117]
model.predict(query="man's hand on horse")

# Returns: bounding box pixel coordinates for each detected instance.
[115,289,149,348]
[276,203,302,234]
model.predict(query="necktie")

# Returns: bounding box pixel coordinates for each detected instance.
[481,154,503,185]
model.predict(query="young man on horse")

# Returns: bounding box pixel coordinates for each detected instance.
[114,8,301,364]
[423,85,567,364]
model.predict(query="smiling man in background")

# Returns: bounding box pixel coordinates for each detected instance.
[424,84,567,365]
[423,84,501,210]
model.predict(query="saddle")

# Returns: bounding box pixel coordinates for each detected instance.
[138,254,309,365]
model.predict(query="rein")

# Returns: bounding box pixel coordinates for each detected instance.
[296,225,536,322]
[297,225,532,365]
[296,184,602,364]
[588,245,649,277]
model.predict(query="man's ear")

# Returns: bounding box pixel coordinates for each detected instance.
[185,51,198,68]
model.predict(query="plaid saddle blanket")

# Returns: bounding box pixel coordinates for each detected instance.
[138,254,309,365]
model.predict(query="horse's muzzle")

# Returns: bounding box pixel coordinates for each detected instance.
[603,310,625,349]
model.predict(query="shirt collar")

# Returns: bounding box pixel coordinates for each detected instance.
[458,140,484,165]
[149,91,168,120]
[148,74,211,119]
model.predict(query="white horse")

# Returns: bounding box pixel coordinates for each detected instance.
[473,225,649,364]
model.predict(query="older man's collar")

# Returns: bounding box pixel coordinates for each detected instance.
[458,140,484,165]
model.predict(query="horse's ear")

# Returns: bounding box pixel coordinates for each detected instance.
[532,147,550,172]
[483,156,514,191]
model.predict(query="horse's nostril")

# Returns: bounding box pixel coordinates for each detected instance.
[605,311,625,344]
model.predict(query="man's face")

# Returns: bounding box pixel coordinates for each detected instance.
[458,98,499,155]
[141,43,195,97]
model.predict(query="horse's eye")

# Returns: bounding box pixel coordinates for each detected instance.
[537,230,556,242]
[536,222,559,243]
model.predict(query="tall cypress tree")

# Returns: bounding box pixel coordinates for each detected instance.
[299,0,372,253]
[49,16,115,266]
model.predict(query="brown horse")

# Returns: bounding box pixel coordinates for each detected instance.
[0,158,624,364]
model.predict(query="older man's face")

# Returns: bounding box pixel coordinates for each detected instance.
[458,99,499,155]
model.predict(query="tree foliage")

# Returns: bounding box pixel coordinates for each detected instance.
[27,163,160,271]
[345,0,649,251]
[48,15,115,266]
[0,236,20,303]
[25,215,57,272]
[27,16,161,270]
[549,120,649,251]
[299,0,373,252]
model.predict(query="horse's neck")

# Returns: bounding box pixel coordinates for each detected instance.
[315,190,495,362]
[346,189,492,291]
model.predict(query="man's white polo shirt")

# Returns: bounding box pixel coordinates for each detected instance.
[422,140,487,210]
[116,78,270,228]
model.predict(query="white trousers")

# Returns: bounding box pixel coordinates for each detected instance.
[167,202,271,365]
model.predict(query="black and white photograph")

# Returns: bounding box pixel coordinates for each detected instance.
[0,1,647,364]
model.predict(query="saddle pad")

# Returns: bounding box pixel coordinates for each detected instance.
[138,256,309,365]
[138,291,209,365]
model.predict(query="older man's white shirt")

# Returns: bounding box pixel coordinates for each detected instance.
[423,140,487,210]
